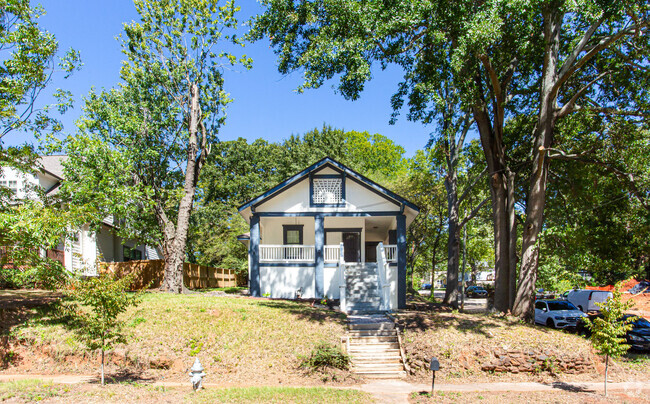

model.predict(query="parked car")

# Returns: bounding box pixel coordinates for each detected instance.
[534,299,587,329]
[577,314,650,352]
[566,289,613,313]
[465,285,488,298]
[421,283,432,290]
[535,289,556,300]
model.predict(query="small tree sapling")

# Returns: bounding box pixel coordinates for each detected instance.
[584,283,636,396]
[65,273,142,385]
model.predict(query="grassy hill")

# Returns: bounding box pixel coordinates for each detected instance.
[1,291,351,385]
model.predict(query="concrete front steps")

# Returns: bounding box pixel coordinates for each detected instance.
[346,315,406,379]
[345,263,383,314]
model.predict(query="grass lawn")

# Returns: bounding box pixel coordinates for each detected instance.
[0,379,375,403]
[2,291,350,385]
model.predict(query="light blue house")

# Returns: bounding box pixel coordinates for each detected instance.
[237,157,419,313]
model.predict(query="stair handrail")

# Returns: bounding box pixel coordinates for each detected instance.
[376,242,391,311]
[338,242,346,313]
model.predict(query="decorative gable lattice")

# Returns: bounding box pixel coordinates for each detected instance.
[312,177,343,204]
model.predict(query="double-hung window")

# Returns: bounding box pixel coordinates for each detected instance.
[283,225,303,260]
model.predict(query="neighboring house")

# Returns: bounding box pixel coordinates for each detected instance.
[237,157,419,313]
[1,155,161,276]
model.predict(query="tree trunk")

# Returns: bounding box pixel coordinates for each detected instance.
[473,108,513,312]
[160,83,206,293]
[507,169,518,310]
[101,349,105,385]
[605,355,609,397]
[443,170,461,307]
[512,6,560,320]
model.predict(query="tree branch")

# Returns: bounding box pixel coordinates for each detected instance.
[556,71,610,118]
[460,197,490,228]
[458,166,488,204]
[554,21,649,94]
[558,16,606,78]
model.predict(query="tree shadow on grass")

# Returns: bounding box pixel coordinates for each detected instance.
[256,300,347,325]
[88,368,157,385]
[0,290,65,336]
[396,309,554,339]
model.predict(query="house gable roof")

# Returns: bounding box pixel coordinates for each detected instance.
[237,157,419,213]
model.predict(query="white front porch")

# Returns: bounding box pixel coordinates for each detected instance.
[258,244,397,264]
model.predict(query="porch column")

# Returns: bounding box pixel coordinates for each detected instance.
[314,214,325,298]
[249,213,261,297]
[397,214,407,309]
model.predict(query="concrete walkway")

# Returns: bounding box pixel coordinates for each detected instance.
[1,374,648,403]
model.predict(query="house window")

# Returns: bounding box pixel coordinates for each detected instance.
[123,246,142,262]
[311,176,344,205]
[1,180,18,196]
[283,225,303,245]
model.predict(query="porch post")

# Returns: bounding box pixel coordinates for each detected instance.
[314,214,325,298]
[249,213,261,297]
[397,214,407,309]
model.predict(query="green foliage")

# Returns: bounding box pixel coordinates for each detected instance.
[585,284,636,360]
[0,201,90,288]
[300,342,350,371]
[64,274,143,383]
[54,0,251,292]
[65,274,142,353]
[0,0,81,139]
[539,123,650,286]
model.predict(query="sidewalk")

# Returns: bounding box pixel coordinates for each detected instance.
[1,374,648,403]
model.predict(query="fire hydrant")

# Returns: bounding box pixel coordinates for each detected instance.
[189,358,206,390]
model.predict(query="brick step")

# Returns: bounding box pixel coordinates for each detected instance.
[353,370,407,379]
[347,330,396,337]
[352,363,404,371]
[349,336,398,344]
[348,344,401,352]
[351,357,402,364]
[348,323,394,331]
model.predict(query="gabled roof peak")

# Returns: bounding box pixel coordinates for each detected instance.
[238,156,419,213]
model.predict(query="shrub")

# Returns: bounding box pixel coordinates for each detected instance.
[300,342,350,371]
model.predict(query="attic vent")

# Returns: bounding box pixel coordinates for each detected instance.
[312,177,343,204]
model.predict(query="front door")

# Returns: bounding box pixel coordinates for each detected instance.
[343,232,361,262]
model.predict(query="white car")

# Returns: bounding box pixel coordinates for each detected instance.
[535,300,587,329]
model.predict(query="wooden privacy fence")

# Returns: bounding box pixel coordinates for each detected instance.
[100,259,244,290]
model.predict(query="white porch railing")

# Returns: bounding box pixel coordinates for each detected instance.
[259,245,315,262]
[324,245,340,263]
[384,244,397,262]
[338,242,346,313]
[376,242,392,311]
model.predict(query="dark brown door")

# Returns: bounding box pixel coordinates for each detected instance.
[343,232,361,262]
[365,242,379,263]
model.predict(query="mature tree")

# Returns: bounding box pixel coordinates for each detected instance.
[61,0,251,293]
[253,0,650,318]
[511,1,650,318]
[391,149,447,293]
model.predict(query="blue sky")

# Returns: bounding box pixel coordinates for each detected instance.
[8,0,438,157]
